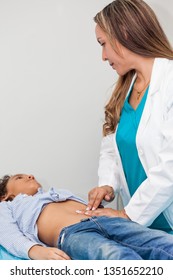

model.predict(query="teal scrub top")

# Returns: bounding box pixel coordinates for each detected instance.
[116,86,171,232]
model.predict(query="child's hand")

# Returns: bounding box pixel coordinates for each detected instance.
[28,245,71,260]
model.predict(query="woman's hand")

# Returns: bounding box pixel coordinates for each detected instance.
[28,245,71,260]
[76,208,130,219]
[86,185,115,211]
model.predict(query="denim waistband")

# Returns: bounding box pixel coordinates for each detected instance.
[57,216,99,248]
[57,216,123,249]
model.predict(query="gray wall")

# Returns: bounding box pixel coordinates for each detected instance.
[0,0,173,201]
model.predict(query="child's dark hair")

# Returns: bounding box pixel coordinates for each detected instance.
[0,175,11,201]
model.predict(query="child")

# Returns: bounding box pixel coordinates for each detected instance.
[0,174,173,260]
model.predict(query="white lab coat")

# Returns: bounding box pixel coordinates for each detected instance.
[98,58,173,228]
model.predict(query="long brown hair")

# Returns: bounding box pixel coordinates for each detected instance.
[94,0,173,136]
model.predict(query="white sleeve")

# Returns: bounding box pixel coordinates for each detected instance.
[98,133,120,192]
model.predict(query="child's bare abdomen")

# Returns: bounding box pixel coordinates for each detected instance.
[37,200,87,246]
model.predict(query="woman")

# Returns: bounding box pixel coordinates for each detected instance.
[83,0,173,233]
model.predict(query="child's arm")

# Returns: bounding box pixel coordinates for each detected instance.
[0,203,40,259]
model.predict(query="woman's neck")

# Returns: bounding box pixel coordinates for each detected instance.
[135,57,155,85]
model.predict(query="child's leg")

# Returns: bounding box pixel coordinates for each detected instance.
[57,219,142,260]
[94,216,173,260]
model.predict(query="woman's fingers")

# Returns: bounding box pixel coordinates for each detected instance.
[87,186,115,210]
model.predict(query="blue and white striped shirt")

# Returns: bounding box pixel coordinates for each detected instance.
[0,187,87,259]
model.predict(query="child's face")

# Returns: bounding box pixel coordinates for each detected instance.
[4,174,41,200]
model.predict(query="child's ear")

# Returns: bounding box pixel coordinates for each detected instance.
[1,194,15,202]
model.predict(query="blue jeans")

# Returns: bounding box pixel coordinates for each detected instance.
[57,216,173,260]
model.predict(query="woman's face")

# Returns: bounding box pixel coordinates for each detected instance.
[95,24,135,76]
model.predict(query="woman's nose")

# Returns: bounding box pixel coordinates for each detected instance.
[102,49,107,61]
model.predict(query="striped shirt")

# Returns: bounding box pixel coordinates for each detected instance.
[0,187,87,259]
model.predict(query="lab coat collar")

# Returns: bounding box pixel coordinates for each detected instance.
[136,58,169,137]
[149,57,169,96]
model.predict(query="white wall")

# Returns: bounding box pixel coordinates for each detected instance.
[0,0,173,198]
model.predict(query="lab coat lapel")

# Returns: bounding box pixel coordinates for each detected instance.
[137,58,168,137]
